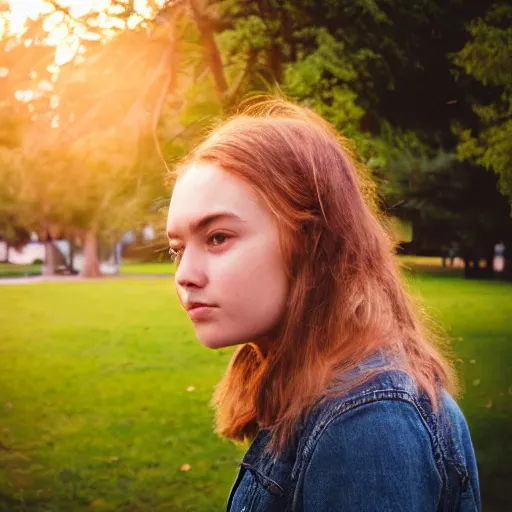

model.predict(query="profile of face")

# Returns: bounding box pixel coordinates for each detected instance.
[167,163,289,349]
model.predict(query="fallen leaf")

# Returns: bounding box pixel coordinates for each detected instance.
[5,402,12,409]
[90,499,110,509]
[473,379,480,387]
[186,386,195,392]
[107,456,119,463]
[485,400,493,409]
[470,360,476,364]
[180,464,191,472]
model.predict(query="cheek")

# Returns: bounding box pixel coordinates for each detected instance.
[174,278,185,308]
[188,238,289,349]
[215,243,288,318]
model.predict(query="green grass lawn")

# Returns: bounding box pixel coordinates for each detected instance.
[120,263,175,276]
[404,272,512,511]
[0,269,511,511]
[0,263,42,278]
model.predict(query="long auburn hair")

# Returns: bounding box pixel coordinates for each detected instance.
[173,97,456,456]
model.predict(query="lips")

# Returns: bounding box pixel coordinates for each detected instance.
[185,301,216,311]
[184,301,218,321]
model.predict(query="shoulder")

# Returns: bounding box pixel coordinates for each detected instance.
[302,369,427,444]
[312,398,437,464]
[296,398,443,511]
[293,370,441,480]
[316,368,438,454]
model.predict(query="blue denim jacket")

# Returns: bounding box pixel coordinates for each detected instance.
[227,353,481,511]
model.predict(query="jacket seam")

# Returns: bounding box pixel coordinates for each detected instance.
[240,462,288,499]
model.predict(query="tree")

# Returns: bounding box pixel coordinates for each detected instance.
[0,1,193,276]
[454,2,512,205]
[1,0,509,279]
[371,125,512,278]
[0,95,33,261]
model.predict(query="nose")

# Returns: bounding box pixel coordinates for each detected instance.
[175,247,207,289]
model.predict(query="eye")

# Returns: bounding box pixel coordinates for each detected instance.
[208,233,229,246]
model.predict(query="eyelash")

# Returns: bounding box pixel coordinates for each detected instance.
[168,247,181,262]
[168,233,230,262]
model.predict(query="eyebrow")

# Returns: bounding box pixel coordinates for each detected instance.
[167,212,243,240]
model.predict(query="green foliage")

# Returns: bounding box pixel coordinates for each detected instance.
[220,14,270,54]
[0,102,27,149]
[368,122,512,260]
[0,131,158,243]
[1,0,510,263]
[283,28,365,132]
[370,124,452,203]
[454,3,512,204]
[0,148,22,240]
[0,6,183,244]
[454,4,512,87]
[0,102,31,242]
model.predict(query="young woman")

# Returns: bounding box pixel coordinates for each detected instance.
[166,98,481,511]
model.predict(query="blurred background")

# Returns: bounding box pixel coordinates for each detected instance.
[0,0,511,510]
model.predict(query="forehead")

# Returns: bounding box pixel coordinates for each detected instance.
[167,163,263,233]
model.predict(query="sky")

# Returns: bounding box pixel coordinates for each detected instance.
[1,0,165,65]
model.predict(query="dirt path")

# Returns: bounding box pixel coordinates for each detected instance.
[0,274,173,285]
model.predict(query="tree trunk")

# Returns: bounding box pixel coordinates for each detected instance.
[42,238,58,276]
[484,254,494,279]
[189,0,228,98]
[81,230,101,278]
[69,239,76,274]
[504,257,512,281]
[267,42,282,83]
[281,8,295,62]
[258,0,282,83]
[463,258,475,279]
[1,241,9,263]
[473,259,481,278]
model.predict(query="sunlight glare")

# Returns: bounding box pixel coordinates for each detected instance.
[4,0,170,86]
[14,89,34,102]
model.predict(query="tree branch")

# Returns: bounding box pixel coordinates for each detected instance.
[188,0,228,98]
[227,49,258,102]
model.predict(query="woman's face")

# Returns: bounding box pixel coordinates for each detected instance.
[167,162,289,349]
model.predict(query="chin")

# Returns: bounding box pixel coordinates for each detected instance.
[194,328,243,350]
